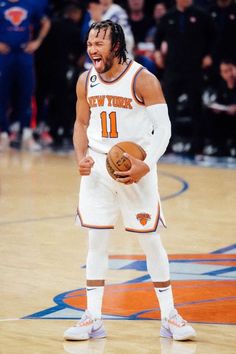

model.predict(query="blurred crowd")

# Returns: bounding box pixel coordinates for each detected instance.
[0,0,236,157]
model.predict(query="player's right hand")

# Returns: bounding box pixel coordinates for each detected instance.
[78,156,95,176]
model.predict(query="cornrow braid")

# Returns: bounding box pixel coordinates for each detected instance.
[87,20,127,64]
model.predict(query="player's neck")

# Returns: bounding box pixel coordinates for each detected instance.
[99,61,129,82]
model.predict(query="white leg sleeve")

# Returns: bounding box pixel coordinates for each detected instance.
[138,232,170,282]
[86,229,110,280]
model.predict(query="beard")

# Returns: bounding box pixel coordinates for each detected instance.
[98,51,116,73]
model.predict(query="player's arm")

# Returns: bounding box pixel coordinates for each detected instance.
[73,72,94,176]
[136,69,171,169]
[116,70,171,184]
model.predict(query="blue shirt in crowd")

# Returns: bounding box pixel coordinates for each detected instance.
[0,0,45,50]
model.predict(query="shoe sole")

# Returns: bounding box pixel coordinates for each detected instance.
[173,334,196,341]
[64,327,106,341]
[64,334,90,341]
[64,333,106,341]
[160,326,196,341]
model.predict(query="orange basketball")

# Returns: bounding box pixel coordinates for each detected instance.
[106,141,146,180]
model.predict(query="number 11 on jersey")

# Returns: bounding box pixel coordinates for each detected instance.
[100,111,118,138]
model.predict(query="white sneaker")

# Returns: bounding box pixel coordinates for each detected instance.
[160,309,196,341]
[64,310,106,341]
[0,132,10,152]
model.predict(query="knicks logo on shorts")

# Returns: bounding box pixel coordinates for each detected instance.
[136,213,151,226]
[5,7,28,26]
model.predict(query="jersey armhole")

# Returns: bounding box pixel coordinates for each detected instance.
[131,67,145,105]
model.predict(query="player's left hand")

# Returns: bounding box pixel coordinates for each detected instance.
[114,153,150,185]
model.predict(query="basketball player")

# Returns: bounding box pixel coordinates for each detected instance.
[64,20,196,341]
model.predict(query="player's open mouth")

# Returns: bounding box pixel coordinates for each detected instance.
[93,58,102,64]
[93,57,103,70]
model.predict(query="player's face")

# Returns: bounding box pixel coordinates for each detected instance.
[87,28,115,73]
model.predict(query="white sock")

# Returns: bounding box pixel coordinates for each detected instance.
[87,286,104,319]
[155,285,174,320]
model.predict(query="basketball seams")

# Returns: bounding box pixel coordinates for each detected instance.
[137,145,146,160]
[106,147,130,179]
[118,142,146,161]
[106,141,146,180]
[109,146,129,171]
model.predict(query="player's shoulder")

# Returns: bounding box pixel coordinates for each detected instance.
[134,65,162,99]
[135,65,160,87]
[78,70,90,82]
[76,70,91,95]
[77,69,93,85]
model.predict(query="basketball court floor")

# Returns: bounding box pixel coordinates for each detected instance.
[0,150,236,354]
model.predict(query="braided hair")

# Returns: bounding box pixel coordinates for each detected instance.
[87,20,127,64]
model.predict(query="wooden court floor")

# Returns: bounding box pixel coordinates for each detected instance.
[0,150,236,354]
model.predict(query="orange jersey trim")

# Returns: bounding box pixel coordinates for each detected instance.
[76,208,114,230]
[98,60,133,85]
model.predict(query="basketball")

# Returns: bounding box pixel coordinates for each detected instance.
[106,141,146,180]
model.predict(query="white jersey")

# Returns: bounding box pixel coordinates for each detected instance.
[86,60,153,154]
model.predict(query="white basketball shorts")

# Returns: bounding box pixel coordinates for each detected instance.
[76,148,166,233]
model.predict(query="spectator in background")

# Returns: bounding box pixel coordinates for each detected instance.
[88,0,134,57]
[128,0,154,44]
[0,0,50,152]
[154,0,216,155]
[204,59,236,157]
[208,0,236,67]
[127,0,158,74]
[146,0,174,12]
[43,1,86,151]
[146,2,167,43]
